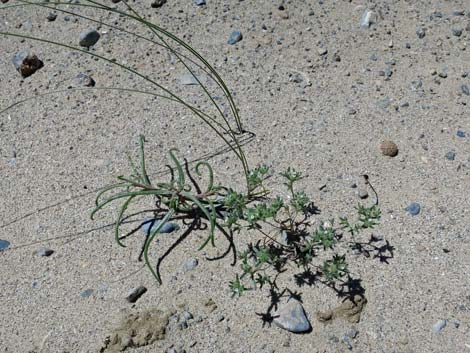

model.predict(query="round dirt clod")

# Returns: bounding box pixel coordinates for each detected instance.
[380,140,399,157]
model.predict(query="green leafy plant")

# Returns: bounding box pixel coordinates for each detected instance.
[1,1,385,308]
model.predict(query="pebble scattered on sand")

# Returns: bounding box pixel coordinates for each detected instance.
[141,218,180,234]
[76,73,95,87]
[179,74,199,85]
[432,319,446,333]
[360,10,374,29]
[151,0,166,8]
[405,202,421,216]
[184,258,198,272]
[12,50,44,78]
[227,31,243,45]
[380,140,399,157]
[79,29,100,47]
[273,298,311,333]
[126,286,147,303]
[194,0,205,5]
[461,84,469,96]
[456,130,466,138]
[46,12,57,21]
[0,239,11,251]
[416,28,426,38]
[35,248,54,257]
[80,288,94,298]
[445,151,456,161]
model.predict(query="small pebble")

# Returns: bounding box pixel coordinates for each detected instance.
[317,47,328,56]
[126,285,147,303]
[35,248,54,257]
[405,202,421,216]
[151,0,166,8]
[357,190,368,199]
[79,29,100,47]
[360,10,374,29]
[46,12,57,21]
[341,335,353,350]
[193,0,205,5]
[184,258,198,272]
[461,84,469,96]
[445,151,456,161]
[80,289,94,298]
[179,74,199,85]
[227,31,243,45]
[380,140,399,157]
[75,73,95,87]
[416,28,426,39]
[141,218,180,234]
[12,50,44,78]
[432,319,446,333]
[181,311,193,321]
[0,239,11,251]
[452,28,462,37]
[377,97,391,109]
[456,130,466,138]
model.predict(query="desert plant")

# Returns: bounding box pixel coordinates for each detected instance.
[1,0,383,302]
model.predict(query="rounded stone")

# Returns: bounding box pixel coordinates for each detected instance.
[79,29,101,47]
[380,140,399,157]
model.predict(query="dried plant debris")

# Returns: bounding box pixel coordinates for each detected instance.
[316,295,367,324]
[99,308,175,352]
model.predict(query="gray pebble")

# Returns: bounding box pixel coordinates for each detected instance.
[227,31,243,45]
[341,335,353,350]
[345,328,359,339]
[46,12,57,21]
[405,202,421,216]
[141,218,180,234]
[452,28,462,37]
[151,0,166,8]
[432,319,446,333]
[76,73,95,87]
[385,68,393,77]
[80,288,94,298]
[445,151,456,161]
[35,248,54,257]
[317,47,328,56]
[79,29,100,47]
[452,319,460,328]
[184,258,198,272]
[179,320,189,330]
[357,189,368,199]
[360,10,374,29]
[377,97,391,109]
[126,285,147,303]
[273,299,311,333]
[0,239,11,251]
[457,130,466,138]
[194,0,205,5]
[452,10,464,16]
[181,311,193,321]
[179,74,199,85]
[461,84,469,96]
[416,28,426,38]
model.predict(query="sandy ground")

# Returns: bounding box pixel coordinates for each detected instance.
[1,0,469,352]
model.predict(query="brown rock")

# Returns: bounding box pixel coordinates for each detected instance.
[380,140,399,157]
